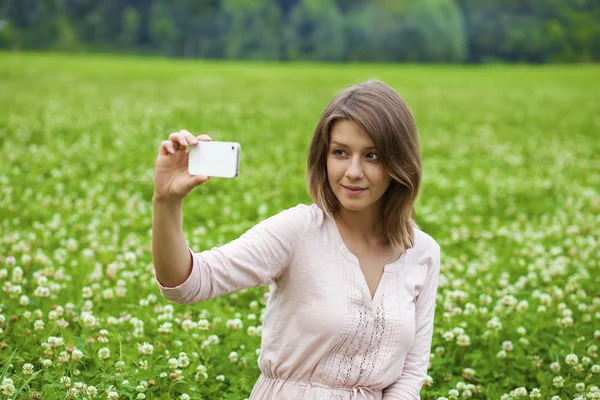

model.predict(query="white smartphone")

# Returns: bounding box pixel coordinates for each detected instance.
[188,141,241,178]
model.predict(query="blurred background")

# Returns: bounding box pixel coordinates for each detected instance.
[1,0,599,63]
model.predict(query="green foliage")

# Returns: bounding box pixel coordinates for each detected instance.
[119,7,141,49]
[0,53,599,399]
[0,0,599,62]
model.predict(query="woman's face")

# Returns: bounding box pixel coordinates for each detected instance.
[326,120,392,213]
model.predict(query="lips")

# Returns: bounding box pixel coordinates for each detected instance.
[343,185,366,191]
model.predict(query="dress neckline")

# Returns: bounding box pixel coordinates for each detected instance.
[323,209,407,274]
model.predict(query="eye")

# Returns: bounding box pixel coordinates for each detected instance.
[332,149,347,157]
[366,152,379,161]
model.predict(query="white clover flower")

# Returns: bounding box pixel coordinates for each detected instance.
[462,389,473,397]
[137,394,146,399]
[226,318,243,330]
[449,389,459,397]
[139,360,149,370]
[34,320,45,331]
[510,387,527,397]
[582,356,592,366]
[247,326,257,336]
[497,350,507,359]
[180,394,190,400]
[461,368,475,380]
[11,266,23,283]
[22,363,34,375]
[124,252,136,265]
[158,322,172,334]
[181,319,194,331]
[98,347,110,360]
[81,313,96,327]
[442,331,454,341]
[502,341,514,352]
[72,349,83,362]
[60,376,71,387]
[216,375,225,382]
[229,352,239,363]
[19,295,29,306]
[487,316,502,330]
[58,351,70,363]
[107,391,119,400]
[48,336,64,349]
[529,388,541,398]
[87,386,98,397]
[168,358,179,369]
[592,364,600,373]
[41,359,52,367]
[82,287,93,298]
[1,377,15,396]
[553,376,564,387]
[208,335,219,345]
[457,334,471,347]
[178,352,190,368]
[566,354,579,366]
[138,342,154,355]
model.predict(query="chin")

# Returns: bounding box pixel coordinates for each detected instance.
[337,196,371,213]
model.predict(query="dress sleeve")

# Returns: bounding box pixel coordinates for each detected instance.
[155,204,310,304]
[382,244,441,400]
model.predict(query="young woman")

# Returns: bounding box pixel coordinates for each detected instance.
[152,79,441,400]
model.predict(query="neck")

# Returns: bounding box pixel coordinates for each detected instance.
[335,203,385,246]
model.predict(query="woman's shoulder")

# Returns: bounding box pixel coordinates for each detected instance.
[410,226,441,264]
[276,203,326,224]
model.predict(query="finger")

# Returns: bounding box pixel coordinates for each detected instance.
[159,140,175,155]
[196,134,212,142]
[168,131,188,149]
[194,174,210,183]
[181,130,199,145]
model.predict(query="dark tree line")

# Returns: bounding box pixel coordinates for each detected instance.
[1,0,598,63]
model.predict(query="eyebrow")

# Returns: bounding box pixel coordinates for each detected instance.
[330,141,376,151]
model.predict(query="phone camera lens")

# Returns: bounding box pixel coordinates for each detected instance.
[231,146,234,150]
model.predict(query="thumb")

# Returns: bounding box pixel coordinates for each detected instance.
[187,174,210,190]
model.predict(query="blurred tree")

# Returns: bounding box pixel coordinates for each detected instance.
[284,0,345,61]
[149,0,178,55]
[223,0,282,60]
[119,6,140,49]
[402,0,467,62]
[54,15,79,51]
[0,0,598,62]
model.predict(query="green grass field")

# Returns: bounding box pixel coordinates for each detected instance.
[0,52,599,399]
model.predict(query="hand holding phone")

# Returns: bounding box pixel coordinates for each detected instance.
[188,141,241,178]
[154,130,214,203]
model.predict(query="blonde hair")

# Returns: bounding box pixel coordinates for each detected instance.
[307,79,422,253]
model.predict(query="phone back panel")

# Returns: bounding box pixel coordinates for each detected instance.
[188,141,240,178]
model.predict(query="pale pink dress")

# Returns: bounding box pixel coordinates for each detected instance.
[156,204,441,399]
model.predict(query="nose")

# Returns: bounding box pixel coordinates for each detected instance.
[345,156,364,180]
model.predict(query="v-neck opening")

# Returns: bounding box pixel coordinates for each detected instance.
[324,211,407,303]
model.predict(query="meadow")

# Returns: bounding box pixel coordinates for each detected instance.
[0,52,599,399]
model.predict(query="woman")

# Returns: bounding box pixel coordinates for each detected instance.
[152,79,441,399]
